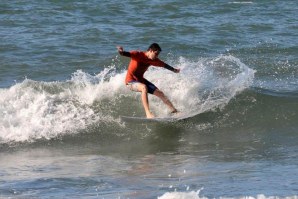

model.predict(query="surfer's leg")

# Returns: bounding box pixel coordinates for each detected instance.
[153,89,178,113]
[127,81,154,118]
[138,84,154,118]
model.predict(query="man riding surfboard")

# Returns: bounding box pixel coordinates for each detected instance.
[117,43,180,118]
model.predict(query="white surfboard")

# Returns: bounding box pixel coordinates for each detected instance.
[120,112,195,123]
[120,116,176,123]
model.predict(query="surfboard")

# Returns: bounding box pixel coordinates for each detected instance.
[120,116,176,123]
[120,113,195,123]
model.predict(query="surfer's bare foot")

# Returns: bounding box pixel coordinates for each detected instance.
[171,109,178,114]
[146,112,155,118]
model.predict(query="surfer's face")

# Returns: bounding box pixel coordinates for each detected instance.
[147,49,160,60]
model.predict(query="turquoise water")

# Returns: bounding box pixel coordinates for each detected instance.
[0,0,298,198]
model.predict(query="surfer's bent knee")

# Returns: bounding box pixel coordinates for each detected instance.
[127,80,157,94]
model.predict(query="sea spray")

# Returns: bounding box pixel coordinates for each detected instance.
[147,55,255,117]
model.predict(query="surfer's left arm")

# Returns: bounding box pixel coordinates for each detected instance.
[164,64,180,73]
[117,46,131,57]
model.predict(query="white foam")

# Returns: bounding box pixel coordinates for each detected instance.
[0,79,97,143]
[0,68,126,143]
[158,192,298,199]
[147,55,255,117]
[229,1,253,4]
[69,69,127,104]
[158,191,205,199]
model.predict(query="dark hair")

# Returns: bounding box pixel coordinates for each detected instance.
[147,43,162,52]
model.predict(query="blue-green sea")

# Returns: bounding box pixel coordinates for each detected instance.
[1,0,297,198]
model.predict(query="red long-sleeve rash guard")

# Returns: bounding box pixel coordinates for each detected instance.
[123,51,166,84]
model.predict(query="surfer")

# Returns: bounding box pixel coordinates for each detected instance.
[117,43,180,118]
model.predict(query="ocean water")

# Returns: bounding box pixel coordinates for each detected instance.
[0,0,298,198]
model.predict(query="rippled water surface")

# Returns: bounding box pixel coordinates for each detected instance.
[0,0,298,198]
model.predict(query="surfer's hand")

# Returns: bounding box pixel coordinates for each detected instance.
[174,68,180,73]
[117,46,123,53]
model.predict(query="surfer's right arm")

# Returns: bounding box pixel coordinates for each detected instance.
[117,46,131,57]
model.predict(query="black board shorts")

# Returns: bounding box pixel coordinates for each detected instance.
[127,79,157,94]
